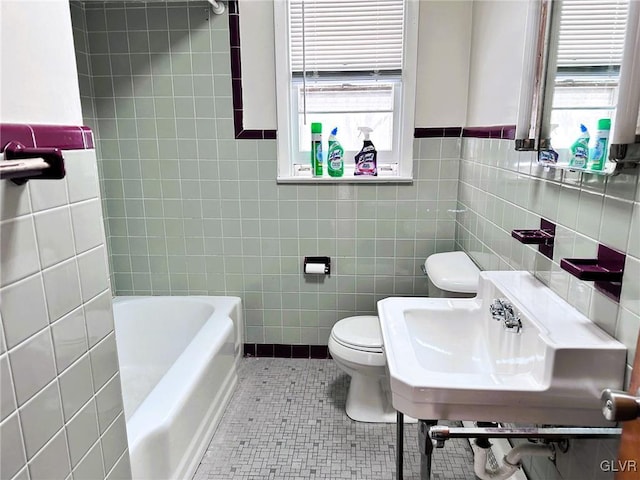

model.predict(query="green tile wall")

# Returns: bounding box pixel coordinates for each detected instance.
[71,1,458,345]
[456,137,640,480]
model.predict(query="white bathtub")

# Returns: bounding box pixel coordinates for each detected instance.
[112,296,243,480]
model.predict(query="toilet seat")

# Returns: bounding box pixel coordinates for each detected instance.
[330,316,383,353]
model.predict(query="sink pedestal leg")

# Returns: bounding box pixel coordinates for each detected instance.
[418,420,438,480]
[396,412,403,480]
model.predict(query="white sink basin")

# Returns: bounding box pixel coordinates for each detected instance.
[377,271,627,426]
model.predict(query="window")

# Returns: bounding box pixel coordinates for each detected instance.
[548,0,628,151]
[274,0,418,182]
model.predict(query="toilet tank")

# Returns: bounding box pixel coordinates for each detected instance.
[424,252,480,298]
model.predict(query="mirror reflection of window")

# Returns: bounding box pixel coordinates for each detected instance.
[549,0,629,155]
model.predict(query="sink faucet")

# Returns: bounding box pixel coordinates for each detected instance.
[490,299,522,333]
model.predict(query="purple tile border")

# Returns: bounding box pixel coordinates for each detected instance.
[462,125,516,140]
[244,344,331,359]
[414,126,516,139]
[228,3,517,143]
[414,127,462,138]
[1,123,94,152]
[0,124,35,150]
[228,0,277,141]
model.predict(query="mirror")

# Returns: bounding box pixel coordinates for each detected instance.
[519,0,640,175]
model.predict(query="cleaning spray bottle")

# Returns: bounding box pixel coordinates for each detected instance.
[311,122,323,177]
[354,127,377,176]
[327,127,344,177]
[568,124,590,169]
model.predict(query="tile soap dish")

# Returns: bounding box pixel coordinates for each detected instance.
[511,229,554,245]
[511,218,556,259]
[560,244,626,302]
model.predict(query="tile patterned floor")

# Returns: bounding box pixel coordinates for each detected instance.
[193,358,477,480]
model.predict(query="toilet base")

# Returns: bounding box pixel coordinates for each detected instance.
[345,373,417,424]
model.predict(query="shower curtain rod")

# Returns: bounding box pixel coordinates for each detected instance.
[208,0,225,14]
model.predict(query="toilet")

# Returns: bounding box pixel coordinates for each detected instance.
[424,251,479,298]
[328,251,480,423]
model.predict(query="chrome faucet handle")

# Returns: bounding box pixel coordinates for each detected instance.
[489,299,505,320]
[502,301,514,316]
[503,316,523,333]
[490,298,522,332]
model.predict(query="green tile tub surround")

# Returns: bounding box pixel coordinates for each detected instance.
[73,2,461,343]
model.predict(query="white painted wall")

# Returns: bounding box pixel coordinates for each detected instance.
[465,0,529,126]
[239,0,473,129]
[239,0,278,129]
[0,0,82,124]
[415,1,472,127]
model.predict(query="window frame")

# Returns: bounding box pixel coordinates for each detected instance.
[273,0,419,183]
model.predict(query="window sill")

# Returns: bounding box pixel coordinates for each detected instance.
[276,175,413,184]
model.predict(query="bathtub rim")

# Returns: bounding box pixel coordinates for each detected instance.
[112,295,243,480]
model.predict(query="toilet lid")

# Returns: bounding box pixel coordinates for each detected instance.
[424,251,480,293]
[332,316,382,350]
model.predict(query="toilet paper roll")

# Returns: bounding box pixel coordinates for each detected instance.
[305,263,326,274]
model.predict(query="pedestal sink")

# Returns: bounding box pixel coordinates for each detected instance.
[378,271,627,426]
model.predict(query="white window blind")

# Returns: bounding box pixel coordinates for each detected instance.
[557,0,629,68]
[289,0,404,73]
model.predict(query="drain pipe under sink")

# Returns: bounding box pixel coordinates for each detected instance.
[472,438,554,480]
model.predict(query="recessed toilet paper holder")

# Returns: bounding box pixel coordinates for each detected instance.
[304,256,330,275]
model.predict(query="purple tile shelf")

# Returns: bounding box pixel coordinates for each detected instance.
[560,244,626,302]
[511,229,554,245]
[512,218,556,259]
[560,259,623,281]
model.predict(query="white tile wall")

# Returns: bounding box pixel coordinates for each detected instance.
[59,355,94,421]
[71,199,105,254]
[96,374,124,433]
[456,137,640,480]
[42,258,82,323]
[0,274,48,349]
[84,291,114,348]
[9,329,57,406]
[101,414,127,474]
[0,148,130,480]
[0,179,31,221]
[28,178,68,213]
[73,441,105,480]
[51,307,89,373]
[0,412,26,479]
[19,380,64,459]
[0,217,40,287]
[66,399,99,467]
[89,333,119,392]
[0,354,16,421]
[28,428,71,480]
[33,206,75,269]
